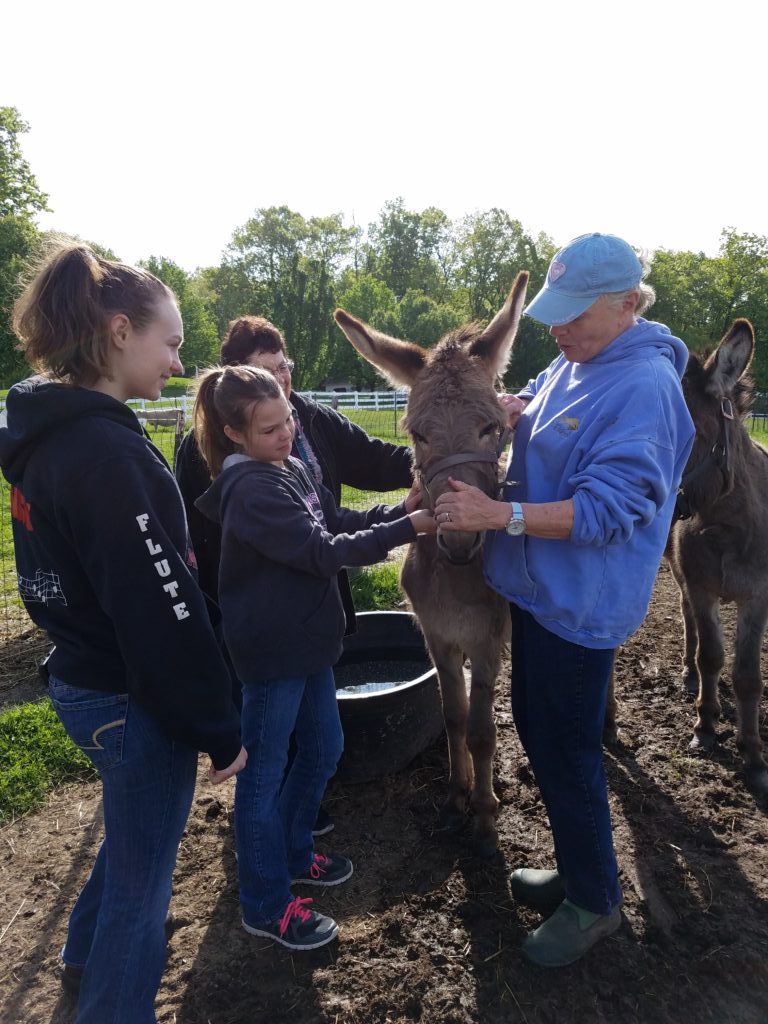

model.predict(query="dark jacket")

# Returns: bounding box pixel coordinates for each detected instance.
[0,377,241,770]
[175,390,413,629]
[195,455,416,680]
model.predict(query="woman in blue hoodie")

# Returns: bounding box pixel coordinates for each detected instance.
[434,234,695,968]
[0,244,247,1024]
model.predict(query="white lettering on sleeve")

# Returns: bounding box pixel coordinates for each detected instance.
[154,559,171,578]
[146,538,163,556]
[173,603,190,620]
[163,580,180,599]
[136,514,150,533]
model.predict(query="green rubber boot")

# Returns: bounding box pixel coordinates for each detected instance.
[522,900,622,967]
[510,867,566,916]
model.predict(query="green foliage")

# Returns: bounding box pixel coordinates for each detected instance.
[0,699,95,825]
[0,214,41,386]
[350,561,404,611]
[0,107,50,219]
[141,256,220,372]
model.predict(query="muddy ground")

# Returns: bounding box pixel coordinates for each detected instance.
[1,562,768,1024]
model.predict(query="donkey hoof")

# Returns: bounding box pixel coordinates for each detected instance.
[471,832,500,859]
[690,730,716,752]
[435,806,467,835]
[680,673,698,697]
[744,765,768,796]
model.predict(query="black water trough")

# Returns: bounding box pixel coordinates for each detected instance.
[334,611,443,783]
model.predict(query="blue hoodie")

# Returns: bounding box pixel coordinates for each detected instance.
[483,319,695,649]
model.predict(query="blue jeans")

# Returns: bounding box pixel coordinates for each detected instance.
[509,606,622,916]
[49,677,198,1024]
[236,667,343,924]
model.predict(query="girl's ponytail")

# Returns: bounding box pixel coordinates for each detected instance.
[12,240,172,386]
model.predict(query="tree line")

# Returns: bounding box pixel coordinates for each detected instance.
[3,106,768,392]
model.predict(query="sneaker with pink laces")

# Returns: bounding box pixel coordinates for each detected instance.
[292,853,353,887]
[242,896,339,950]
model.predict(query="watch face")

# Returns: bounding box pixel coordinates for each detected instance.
[506,518,525,536]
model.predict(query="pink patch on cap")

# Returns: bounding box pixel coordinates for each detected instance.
[548,261,566,283]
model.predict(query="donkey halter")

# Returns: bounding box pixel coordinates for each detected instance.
[674,398,734,521]
[416,427,512,509]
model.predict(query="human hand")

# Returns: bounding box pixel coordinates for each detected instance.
[404,480,425,513]
[434,478,507,532]
[208,745,248,785]
[498,393,528,429]
[409,508,437,534]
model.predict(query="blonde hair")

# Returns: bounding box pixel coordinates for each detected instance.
[193,364,282,476]
[12,241,173,387]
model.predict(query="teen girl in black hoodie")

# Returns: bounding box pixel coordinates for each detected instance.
[0,245,246,1024]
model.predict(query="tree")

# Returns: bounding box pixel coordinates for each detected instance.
[395,289,463,347]
[0,215,41,385]
[365,199,449,300]
[222,207,357,388]
[0,108,49,218]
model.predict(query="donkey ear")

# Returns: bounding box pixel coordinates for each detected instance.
[705,318,755,397]
[467,271,529,377]
[334,309,427,389]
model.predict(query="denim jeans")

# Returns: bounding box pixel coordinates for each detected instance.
[236,666,343,924]
[509,606,622,915]
[49,677,198,1024]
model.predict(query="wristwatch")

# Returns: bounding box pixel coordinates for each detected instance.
[505,501,526,536]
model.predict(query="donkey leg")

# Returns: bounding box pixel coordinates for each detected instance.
[732,603,768,793]
[679,586,700,695]
[465,647,502,857]
[430,639,473,832]
[690,598,724,752]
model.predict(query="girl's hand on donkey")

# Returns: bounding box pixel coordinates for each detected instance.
[208,745,248,785]
[409,508,438,534]
[404,479,426,513]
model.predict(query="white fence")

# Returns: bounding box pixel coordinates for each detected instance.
[0,391,409,424]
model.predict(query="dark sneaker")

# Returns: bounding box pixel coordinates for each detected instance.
[510,867,566,916]
[292,852,353,887]
[61,963,83,998]
[522,901,622,967]
[59,912,177,996]
[312,805,335,837]
[242,896,339,950]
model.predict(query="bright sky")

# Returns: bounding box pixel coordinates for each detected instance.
[3,0,764,272]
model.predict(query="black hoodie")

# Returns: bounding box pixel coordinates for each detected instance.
[196,455,416,681]
[0,377,241,770]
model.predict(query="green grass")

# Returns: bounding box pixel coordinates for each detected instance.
[0,699,95,825]
[350,561,405,611]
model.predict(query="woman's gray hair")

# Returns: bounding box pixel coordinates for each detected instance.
[603,248,656,315]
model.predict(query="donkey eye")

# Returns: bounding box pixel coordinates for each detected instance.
[411,431,428,445]
[480,423,498,438]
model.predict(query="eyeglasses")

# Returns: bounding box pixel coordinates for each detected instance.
[277,359,294,375]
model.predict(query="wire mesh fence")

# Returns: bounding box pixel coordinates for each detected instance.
[0,392,411,691]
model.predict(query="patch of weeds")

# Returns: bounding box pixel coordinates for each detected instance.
[350,562,404,611]
[0,698,95,825]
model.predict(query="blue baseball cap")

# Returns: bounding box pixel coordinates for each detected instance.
[525,233,643,326]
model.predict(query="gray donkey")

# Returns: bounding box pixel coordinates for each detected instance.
[667,318,768,793]
[334,272,529,854]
